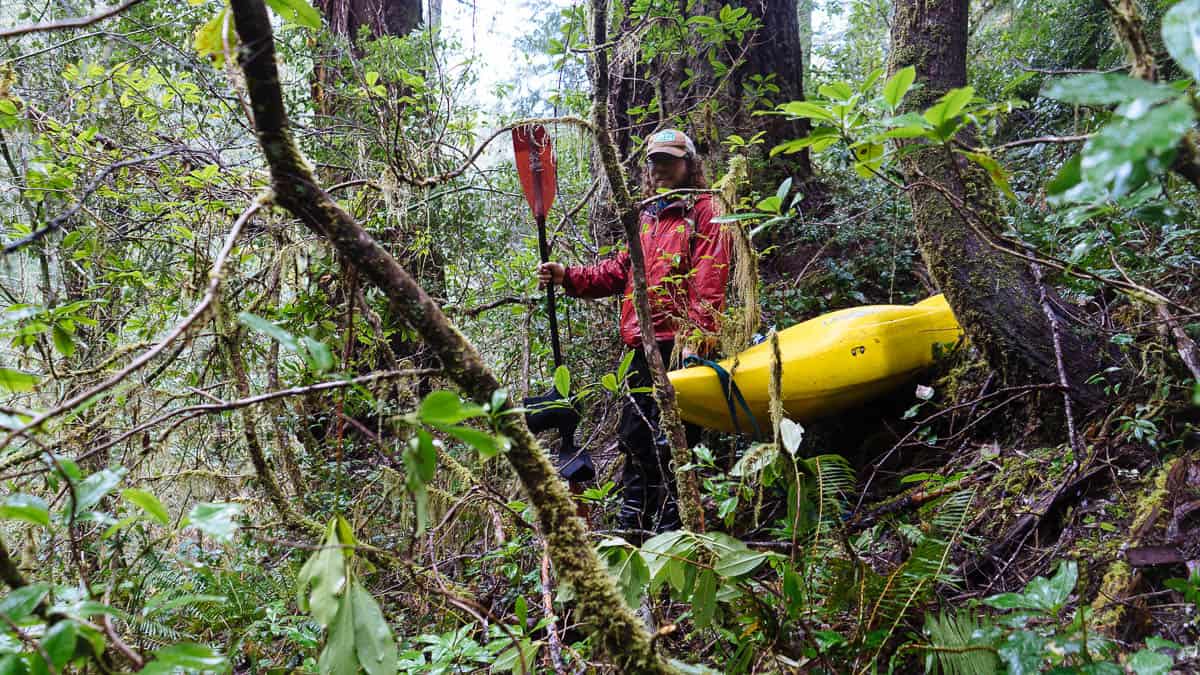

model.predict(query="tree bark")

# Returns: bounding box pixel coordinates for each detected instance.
[315,0,420,41]
[596,0,813,237]
[228,1,672,670]
[888,0,1110,408]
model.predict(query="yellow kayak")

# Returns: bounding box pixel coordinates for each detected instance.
[668,295,964,434]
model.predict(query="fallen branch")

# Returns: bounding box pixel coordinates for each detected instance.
[0,0,146,39]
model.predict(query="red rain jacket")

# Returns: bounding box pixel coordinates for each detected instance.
[563,193,731,348]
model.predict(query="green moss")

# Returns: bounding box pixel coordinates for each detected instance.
[1088,459,1176,633]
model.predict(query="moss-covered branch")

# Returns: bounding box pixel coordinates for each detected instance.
[226,0,670,670]
[588,0,705,533]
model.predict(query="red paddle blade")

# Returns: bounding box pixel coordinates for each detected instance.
[512,124,557,219]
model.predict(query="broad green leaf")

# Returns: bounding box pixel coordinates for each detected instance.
[265,0,322,29]
[713,549,771,577]
[878,123,932,139]
[319,590,358,675]
[406,430,437,483]
[350,582,398,675]
[38,620,77,674]
[73,467,125,515]
[0,367,39,393]
[818,81,854,101]
[984,560,1076,613]
[882,66,916,110]
[774,177,793,206]
[775,100,835,122]
[122,488,170,526]
[0,655,21,675]
[641,530,693,582]
[404,431,436,535]
[1080,96,1196,198]
[601,373,618,392]
[51,324,75,357]
[923,86,975,137]
[237,312,299,351]
[692,569,717,629]
[436,424,507,460]
[997,629,1047,675]
[1162,0,1200,82]
[1128,649,1174,675]
[192,7,236,67]
[418,391,485,425]
[301,336,335,372]
[0,494,49,527]
[1041,73,1178,106]
[616,350,635,382]
[185,502,244,543]
[553,364,570,398]
[297,520,346,627]
[1045,153,1090,204]
[852,142,885,179]
[962,150,1017,201]
[862,67,885,91]
[494,638,540,674]
[142,642,226,675]
[755,195,782,213]
[0,583,49,620]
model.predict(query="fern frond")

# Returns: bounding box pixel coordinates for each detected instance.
[866,489,976,638]
[921,610,1000,675]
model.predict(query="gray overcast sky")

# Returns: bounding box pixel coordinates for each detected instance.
[443,0,573,116]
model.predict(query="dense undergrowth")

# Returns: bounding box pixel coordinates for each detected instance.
[0,0,1198,673]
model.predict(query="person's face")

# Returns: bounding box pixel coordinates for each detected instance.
[648,154,689,190]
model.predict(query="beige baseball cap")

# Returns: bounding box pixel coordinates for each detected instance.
[646,128,696,159]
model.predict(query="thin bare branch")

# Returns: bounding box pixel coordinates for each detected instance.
[0,0,147,39]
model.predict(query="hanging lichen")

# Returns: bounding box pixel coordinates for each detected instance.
[713,154,761,359]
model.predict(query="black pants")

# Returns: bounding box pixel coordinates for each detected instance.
[617,341,701,534]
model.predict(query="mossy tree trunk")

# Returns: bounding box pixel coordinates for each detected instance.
[888,0,1110,407]
[593,0,813,238]
[228,1,673,670]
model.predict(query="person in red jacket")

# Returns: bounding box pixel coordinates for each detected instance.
[537,129,731,534]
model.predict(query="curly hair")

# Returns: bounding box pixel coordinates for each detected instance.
[640,154,709,198]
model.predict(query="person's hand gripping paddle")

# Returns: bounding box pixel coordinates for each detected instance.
[512,125,594,486]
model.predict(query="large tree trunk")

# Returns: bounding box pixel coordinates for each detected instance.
[889,0,1110,407]
[314,0,420,41]
[595,0,814,238]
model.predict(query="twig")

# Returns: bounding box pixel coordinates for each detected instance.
[1156,304,1200,381]
[0,194,269,460]
[2,147,183,255]
[446,295,538,317]
[78,368,435,463]
[0,0,146,39]
[392,116,594,188]
[853,383,1062,514]
[979,134,1093,151]
[1032,263,1085,460]
[541,549,568,675]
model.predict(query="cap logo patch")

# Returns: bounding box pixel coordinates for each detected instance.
[653,131,677,142]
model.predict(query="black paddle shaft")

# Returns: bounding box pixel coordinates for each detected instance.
[536,214,564,368]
